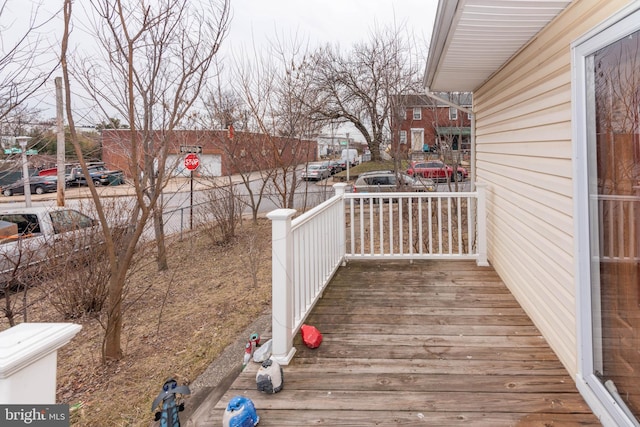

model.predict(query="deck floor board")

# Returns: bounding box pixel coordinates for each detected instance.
[193,260,601,426]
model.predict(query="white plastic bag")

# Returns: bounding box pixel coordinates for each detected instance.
[253,338,272,363]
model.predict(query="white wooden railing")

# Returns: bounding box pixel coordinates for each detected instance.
[597,194,640,262]
[268,182,487,364]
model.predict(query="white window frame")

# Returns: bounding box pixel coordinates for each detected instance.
[572,4,640,426]
[399,130,407,145]
[412,107,421,120]
[449,107,457,120]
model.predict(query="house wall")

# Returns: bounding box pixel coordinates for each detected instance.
[472,0,630,376]
[393,107,471,155]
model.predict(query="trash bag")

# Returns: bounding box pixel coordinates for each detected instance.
[300,324,322,349]
[256,359,284,394]
[253,339,272,363]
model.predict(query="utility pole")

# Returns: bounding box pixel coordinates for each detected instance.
[346,132,350,182]
[17,136,32,207]
[55,77,66,206]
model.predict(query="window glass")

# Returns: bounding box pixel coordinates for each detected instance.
[0,214,41,235]
[49,210,94,234]
[588,28,640,421]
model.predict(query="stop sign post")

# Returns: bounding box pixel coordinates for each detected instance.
[184,153,200,230]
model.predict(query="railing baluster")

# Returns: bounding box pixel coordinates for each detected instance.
[389,198,394,256]
[447,197,453,255]
[467,196,472,255]
[409,197,413,255]
[350,198,356,255]
[617,199,624,259]
[359,199,365,256]
[399,196,404,254]
[438,197,443,255]
[457,195,462,255]
[428,197,433,254]
[630,200,636,260]
[369,199,374,255]
[418,197,423,254]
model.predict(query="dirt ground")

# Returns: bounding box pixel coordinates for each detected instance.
[1,219,272,426]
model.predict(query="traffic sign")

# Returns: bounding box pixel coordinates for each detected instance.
[180,145,202,154]
[184,153,200,171]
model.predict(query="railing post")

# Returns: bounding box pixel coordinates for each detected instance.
[476,182,489,266]
[333,182,348,198]
[333,183,348,265]
[267,208,298,365]
[0,323,82,404]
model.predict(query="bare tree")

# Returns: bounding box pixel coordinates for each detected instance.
[309,24,422,161]
[0,241,43,327]
[0,1,58,123]
[197,178,243,245]
[232,33,319,210]
[61,0,230,361]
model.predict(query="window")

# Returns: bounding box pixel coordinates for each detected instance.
[0,214,41,235]
[399,131,407,144]
[449,107,457,120]
[413,107,421,120]
[574,7,640,424]
[49,209,95,234]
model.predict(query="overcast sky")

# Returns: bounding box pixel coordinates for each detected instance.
[225,0,437,52]
[4,0,438,130]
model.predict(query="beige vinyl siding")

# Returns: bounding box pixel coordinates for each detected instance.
[473,0,630,376]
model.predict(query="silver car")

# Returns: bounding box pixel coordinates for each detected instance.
[302,163,331,181]
[352,170,435,194]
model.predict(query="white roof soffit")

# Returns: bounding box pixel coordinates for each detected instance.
[424,0,572,92]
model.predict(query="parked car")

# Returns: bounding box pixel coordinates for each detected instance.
[406,160,468,182]
[302,163,331,181]
[323,160,343,175]
[352,170,436,194]
[67,165,125,187]
[0,206,98,281]
[2,176,60,196]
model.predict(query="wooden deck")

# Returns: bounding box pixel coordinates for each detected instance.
[199,260,601,426]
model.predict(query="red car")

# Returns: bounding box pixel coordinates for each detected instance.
[406,160,468,182]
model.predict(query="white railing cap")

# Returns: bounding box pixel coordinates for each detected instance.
[0,323,82,378]
[266,209,297,221]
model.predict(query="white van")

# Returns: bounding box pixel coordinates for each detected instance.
[340,149,359,167]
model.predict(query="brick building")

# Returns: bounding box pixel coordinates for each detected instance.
[390,93,472,158]
[101,129,317,177]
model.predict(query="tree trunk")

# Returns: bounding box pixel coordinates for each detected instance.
[103,272,125,361]
[369,140,382,161]
[153,205,168,271]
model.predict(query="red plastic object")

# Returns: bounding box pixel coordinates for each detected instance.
[300,324,323,349]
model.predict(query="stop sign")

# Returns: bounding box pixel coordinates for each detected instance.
[184,153,200,171]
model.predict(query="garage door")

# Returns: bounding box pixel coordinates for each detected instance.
[166,154,221,177]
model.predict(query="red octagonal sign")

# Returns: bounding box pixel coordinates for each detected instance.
[184,153,200,171]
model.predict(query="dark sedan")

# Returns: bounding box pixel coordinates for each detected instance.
[2,176,60,196]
